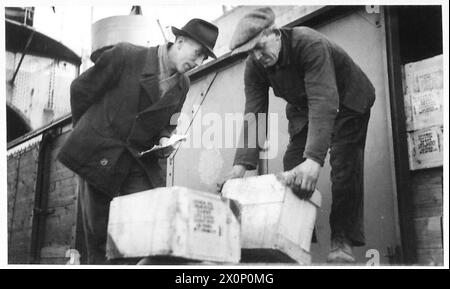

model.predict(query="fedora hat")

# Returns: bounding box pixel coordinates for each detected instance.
[172,18,219,59]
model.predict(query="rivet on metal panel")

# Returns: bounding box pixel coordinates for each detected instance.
[100,158,109,166]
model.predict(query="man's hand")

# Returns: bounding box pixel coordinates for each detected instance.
[217,165,247,193]
[154,137,175,158]
[283,158,321,199]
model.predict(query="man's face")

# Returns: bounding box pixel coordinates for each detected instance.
[250,32,281,67]
[174,37,207,73]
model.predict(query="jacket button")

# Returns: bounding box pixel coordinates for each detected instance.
[100,158,109,166]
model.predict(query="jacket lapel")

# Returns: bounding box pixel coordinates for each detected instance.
[140,75,184,114]
[139,47,160,104]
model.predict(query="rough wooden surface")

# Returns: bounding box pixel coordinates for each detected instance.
[7,131,79,265]
[7,147,40,264]
[39,132,78,264]
[410,168,443,265]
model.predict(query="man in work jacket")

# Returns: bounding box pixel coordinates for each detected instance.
[219,7,375,263]
[58,19,219,264]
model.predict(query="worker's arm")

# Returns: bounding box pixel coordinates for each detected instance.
[218,57,269,191]
[70,44,125,126]
[285,40,339,199]
[299,40,339,165]
[232,56,270,170]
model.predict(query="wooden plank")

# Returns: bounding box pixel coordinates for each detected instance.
[9,148,37,256]
[411,167,443,186]
[47,193,76,209]
[411,168,443,218]
[417,248,444,266]
[414,216,442,249]
[40,245,70,258]
[39,257,68,265]
[41,204,77,247]
[8,229,33,264]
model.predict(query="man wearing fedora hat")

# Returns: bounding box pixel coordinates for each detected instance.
[58,19,218,264]
[219,7,375,263]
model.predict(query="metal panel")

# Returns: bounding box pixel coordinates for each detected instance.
[91,16,154,55]
[171,62,259,192]
[171,9,400,264]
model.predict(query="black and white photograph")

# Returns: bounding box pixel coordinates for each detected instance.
[1,0,448,272]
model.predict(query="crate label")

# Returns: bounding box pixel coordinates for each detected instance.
[412,91,440,115]
[416,69,443,92]
[405,89,443,131]
[416,130,439,155]
[408,126,443,170]
[188,197,229,260]
[192,199,218,235]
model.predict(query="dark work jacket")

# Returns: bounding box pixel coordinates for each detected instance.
[57,42,190,197]
[234,27,375,168]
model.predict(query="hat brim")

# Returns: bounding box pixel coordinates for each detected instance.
[230,30,264,56]
[172,26,217,59]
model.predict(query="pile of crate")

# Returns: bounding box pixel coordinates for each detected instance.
[106,175,321,265]
[403,55,443,170]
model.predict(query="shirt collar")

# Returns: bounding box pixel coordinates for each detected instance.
[158,42,176,80]
[276,28,292,68]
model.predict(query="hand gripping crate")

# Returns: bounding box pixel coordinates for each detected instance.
[106,186,241,263]
[222,174,321,265]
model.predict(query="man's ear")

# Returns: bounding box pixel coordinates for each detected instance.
[175,36,185,49]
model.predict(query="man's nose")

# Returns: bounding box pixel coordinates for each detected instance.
[253,50,263,61]
[194,57,203,67]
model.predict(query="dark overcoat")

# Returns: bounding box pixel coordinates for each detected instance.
[58,42,190,197]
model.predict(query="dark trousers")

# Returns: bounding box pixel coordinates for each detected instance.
[79,162,153,264]
[283,107,370,247]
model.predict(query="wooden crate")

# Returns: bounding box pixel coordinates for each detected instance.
[403,55,443,95]
[407,126,443,170]
[403,55,443,131]
[106,186,240,263]
[221,174,321,265]
[405,89,443,131]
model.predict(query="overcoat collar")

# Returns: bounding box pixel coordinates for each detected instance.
[139,46,161,104]
[139,46,184,114]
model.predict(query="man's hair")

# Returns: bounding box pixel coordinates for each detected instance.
[262,26,281,37]
[174,35,207,59]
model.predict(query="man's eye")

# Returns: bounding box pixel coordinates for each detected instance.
[254,43,264,51]
[196,50,207,61]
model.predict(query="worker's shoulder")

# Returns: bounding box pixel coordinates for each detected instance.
[289,26,328,44]
[112,42,148,54]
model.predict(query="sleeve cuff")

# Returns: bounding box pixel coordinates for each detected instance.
[232,161,257,171]
[303,151,325,167]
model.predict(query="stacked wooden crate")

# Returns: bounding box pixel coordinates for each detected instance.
[402,55,443,265]
[107,175,321,265]
[403,55,443,170]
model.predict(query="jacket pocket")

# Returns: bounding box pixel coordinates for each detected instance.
[128,106,176,148]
